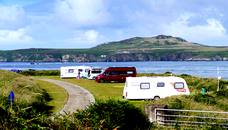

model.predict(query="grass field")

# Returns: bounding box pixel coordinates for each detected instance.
[36,79,68,113]
[41,75,228,112]
[45,76,124,100]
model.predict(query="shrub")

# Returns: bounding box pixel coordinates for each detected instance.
[169,98,184,109]
[20,70,60,76]
[193,94,216,105]
[215,89,228,98]
[75,99,151,130]
[0,105,49,129]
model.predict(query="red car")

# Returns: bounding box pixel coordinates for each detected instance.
[95,67,137,83]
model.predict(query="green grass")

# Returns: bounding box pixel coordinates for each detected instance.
[45,76,124,100]
[36,80,68,113]
[42,75,228,112]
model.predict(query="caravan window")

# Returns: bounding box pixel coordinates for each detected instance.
[157,82,165,87]
[68,69,74,73]
[140,83,150,89]
[174,82,184,89]
[78,69,83,72]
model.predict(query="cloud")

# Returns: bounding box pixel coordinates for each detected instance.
[84,30,99,42]
[1,0,228,49]
[54,0,110,27]
[64,30,102,48]
[0,5,27,29]
[0,28,33,43]
[163,13,227,44]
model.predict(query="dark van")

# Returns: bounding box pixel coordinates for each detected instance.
[95,67,136,83]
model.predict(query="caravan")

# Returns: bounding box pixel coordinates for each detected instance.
[60,66,92,78]
[88,67,103,80]
[123,76,190,100]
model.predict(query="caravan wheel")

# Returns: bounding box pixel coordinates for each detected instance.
[154,96,160,100]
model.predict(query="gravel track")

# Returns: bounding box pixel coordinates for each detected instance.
[40,79,95,114]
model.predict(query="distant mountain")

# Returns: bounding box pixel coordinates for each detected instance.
[0,35,228,62]
[93,35,203,51]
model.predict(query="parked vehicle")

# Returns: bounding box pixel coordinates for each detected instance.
[123,76,190,100]
[95,67,136,83]
[60,66,91,78]
[88,67,103,80]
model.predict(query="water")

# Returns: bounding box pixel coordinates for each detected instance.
[0,61,228,79]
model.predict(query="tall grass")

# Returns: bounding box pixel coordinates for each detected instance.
[0,70,55,129]
[0,70,44,106]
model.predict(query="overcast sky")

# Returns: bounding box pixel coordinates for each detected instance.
[0,0,228,50]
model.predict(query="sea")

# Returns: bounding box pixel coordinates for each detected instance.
[0,61,228,79]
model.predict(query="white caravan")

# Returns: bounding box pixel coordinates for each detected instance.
[88,67,103,80]
[123,76,190,100]
[60,66,92,78]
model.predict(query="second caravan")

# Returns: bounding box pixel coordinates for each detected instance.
[123,76,190,100]
[60,66,92,78]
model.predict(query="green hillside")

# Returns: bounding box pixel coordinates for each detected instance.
[1,35,228,62]
[93,35,228,54]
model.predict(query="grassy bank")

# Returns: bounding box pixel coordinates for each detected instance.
[0,70,67,113]
[0,70,53,128]
[0,70,47,108]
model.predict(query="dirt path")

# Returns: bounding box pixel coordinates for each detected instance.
[40,79,95,114]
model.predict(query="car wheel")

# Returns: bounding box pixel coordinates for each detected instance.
[100,79,105,83]
[154,96,160,100]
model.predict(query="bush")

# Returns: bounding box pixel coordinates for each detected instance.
[193,94,216,105]
[169,98,184,109]
[75,99,151,130]
[215,89,228,98]
[0,105,49,129]
[20,70,60,76]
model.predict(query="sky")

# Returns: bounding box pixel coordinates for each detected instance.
[0,0,228,50]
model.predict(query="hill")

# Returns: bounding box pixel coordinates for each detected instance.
[93,35,201,50]
[1,35,228,62]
